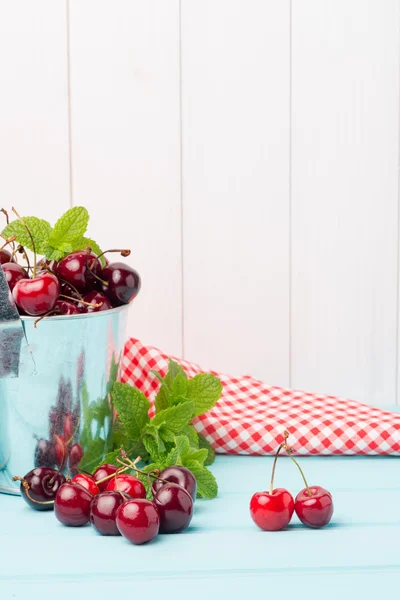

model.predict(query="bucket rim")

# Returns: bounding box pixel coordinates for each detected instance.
[19,302,131,322]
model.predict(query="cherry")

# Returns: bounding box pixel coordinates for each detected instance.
[153,482,193,533]
[55,300,81,315]
[295,486,333,529]
[80,291,113,313]
[13,272,60,316]
[14,467,66,511]
[34,438,56,468]
[0,248,14,264]
[90,491,131,535]
[57,251,101,291]
[152,466,197,501]
[63,413,74,442]
[54,482,93,526]
[69,443,84,469]
[54,434,67,470]
[102,262,141,306]
[1,262,28,292]
[72,473,100,496]
[116,499,160,544]
[60,281,82,301]
[249,431,294,531]
[107,474,146,498]
[93,463,118,492]
[250,488,294,531]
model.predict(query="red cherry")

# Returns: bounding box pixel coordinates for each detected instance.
[102,262,141,306]
[72,473,100,496]
[54,482,92,526]
[13,272,60,316]
[294,486,333,528]
[1,262,28,292]
[116,499,160,544]
[54,434,67,470]
[63,413,74,442]
[0,248,14,264]
[90,491,131,535]
[250,488,294,531]
[69,443,84,469]
[57,251,101,291]
[153,483,193,533]
[34,438,56,468]
[107,474,146,499]
[80,291,113,313]
[152,466,197,501]
[55,300,81,315]
[93,464,118,492]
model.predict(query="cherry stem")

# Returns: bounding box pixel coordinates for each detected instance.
[12,207,37,277]
[57,276,84,301]
[0,235,16,251]
[94,248,131,267]
[59,293,102,308]
[33,309,61,328]
[284,450,312,497]
[269,443,284,494]
[1,208,10,225]
[94,465,130,486]
[84,247,108,286]
[115,456,169,486]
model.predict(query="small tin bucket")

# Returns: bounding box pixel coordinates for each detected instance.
[0,305,129,494]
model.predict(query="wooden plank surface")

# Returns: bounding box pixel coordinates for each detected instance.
[1,451,399,599]
[0,0,70,221]
[181,0,291,385]
[68,0,182,355]
[291,0,399,405]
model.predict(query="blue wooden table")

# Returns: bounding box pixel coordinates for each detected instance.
[1,453,399,599]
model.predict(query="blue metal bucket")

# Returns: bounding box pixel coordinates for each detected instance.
[0,305,129,494]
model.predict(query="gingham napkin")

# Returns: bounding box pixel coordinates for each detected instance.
[121,338,400,456]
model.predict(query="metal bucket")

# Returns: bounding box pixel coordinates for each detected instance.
[0,305,129,494]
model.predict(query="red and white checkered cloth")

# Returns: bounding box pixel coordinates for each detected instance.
[121,338,400,456]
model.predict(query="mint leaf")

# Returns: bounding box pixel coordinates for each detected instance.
[49,206,89,248]
[152,401,194,433]
[2,217,52,254]
[111,382,150,441]
[142,424,166,463]
[70,236,105,266]
[165,435,190,466]
[170,374,189,406]
[165,359,187,387]
[158,423,175,443]
[182,425,199,449]
[154,385,168,413]
[187,374,222,416]
[112,419,132,449]
[186,448,208,465]
[198,433,215,466]
[185,460,218,499]
[97,448,123,469]
[41,244,64,261]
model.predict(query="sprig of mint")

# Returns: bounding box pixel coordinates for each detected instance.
[102,360,222,499]
[1,206,105,265]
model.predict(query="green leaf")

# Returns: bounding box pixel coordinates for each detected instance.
[142,424,166,463]
[79,438,106,472]
[69,236,105,267]
[111,382,150,441]
[49,206,89,248]
[185,460,218,499]
[154,385,169,413]
[96,448,123,469]
[152,401,194,433]
[41,244,65,261]
[112,419,132,449]
[187,374,222,417]
[165,360,187,386]
[170,374,189,406]
[198,433,215,466]
[164,435,190,467]
[186,448,208,465]
[2,217,52,254]
[158,423,175,443]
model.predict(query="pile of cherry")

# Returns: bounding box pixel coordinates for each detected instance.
[249,432,334,531]
[0,245,140,317]
[14,461,195,545]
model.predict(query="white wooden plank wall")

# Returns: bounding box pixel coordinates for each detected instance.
[0,0,399,406]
